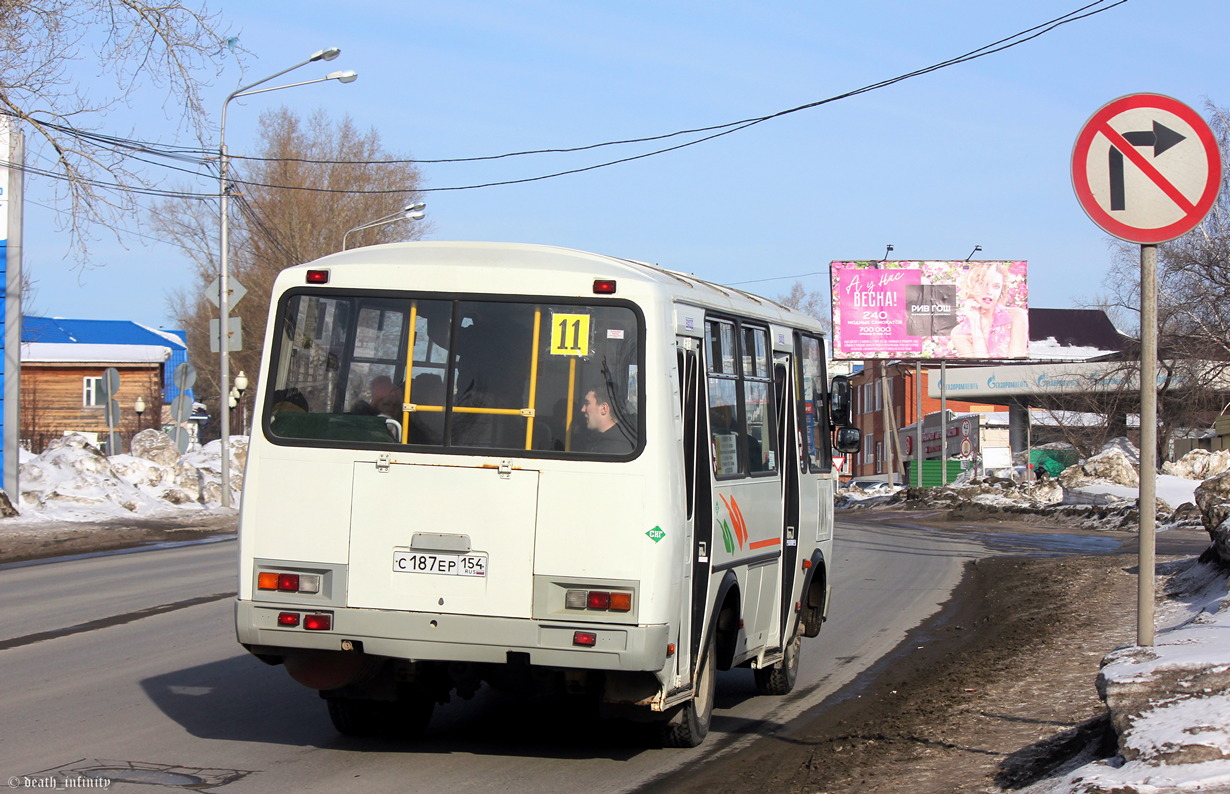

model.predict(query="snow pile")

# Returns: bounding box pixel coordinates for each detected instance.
[1029,560,1230,792]
[1163,448,1230,481]
[11,430,245,522]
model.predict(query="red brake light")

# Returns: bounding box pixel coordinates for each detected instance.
[304,614,332,631]
[587,591,611,610]
[593,279,616,295]
[277,573,300,592]
[306,269,329,284]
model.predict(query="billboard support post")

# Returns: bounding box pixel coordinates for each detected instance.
[880,367,895,486]
[915,362,923,487]
[940,361,948,485]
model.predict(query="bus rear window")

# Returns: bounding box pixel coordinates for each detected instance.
[265,293,641,458]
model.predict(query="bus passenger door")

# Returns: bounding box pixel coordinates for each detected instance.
[678,343,710,673]
[774,357,802,645]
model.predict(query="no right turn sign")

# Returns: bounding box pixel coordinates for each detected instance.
[1071,93,1221,243]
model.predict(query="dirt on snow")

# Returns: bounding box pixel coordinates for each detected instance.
[651,511,1213,794]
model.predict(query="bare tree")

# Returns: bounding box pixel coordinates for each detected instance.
[153,107,427,435]
[776,280,831,334]
[0,1,238,258]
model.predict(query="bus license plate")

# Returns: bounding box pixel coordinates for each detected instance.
[393,551,487,577]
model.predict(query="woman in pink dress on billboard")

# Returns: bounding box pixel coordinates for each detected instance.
[950,262,1028,358]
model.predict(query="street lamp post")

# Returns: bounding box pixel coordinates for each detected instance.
[134,397,146,441]
[342,203,426,250]
[218,49,357,508]
[231,371,249,436]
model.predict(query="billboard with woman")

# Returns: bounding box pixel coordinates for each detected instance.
[830,260,1028,360]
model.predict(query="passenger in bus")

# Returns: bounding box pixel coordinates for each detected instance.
[579,383,634,454]
[351,375,396,415]
[375,383,406,440]
[408,373,446,444]
[271,387,308,413]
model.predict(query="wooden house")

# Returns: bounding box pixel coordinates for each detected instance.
[20,317,191,454]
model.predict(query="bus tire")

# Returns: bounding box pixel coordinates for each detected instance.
[326,689,434,738]
[753,628,801,696]
[660,636,716,748]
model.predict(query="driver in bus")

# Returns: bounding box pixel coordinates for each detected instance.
[579,383,634,454]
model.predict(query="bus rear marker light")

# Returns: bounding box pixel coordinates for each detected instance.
[306,269,329,283]
[573,631,597,647]
[277,612,300,627]
[304,614,332,631]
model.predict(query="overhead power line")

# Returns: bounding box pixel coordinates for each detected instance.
[0,0,1128,198]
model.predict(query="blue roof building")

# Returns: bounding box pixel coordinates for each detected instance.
[22,316,195,404]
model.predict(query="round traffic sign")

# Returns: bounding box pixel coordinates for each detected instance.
[1071,93,1221,244]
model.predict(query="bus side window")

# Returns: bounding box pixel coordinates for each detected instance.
[706,319,743,477]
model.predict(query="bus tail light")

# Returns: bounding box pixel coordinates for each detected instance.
[573,631,597,647]
[306,269,329,284]
[593,279,616,295]
[257,570,322,594]
[566,589,632,612]
[277,612,300,627]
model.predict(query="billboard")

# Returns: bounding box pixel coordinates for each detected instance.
[830,260,1028,360]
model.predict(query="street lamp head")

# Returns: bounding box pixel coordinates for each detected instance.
[134,397,146,415]
[234,370,249,397]
[328,70,359,84]
[311,47,342,62]
[403,202,426,213]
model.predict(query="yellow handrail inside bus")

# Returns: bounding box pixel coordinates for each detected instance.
[565,358,576,451]
[400,302,419,444]
[524,308,542,450]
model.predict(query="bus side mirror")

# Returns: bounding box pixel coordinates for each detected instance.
[829,375,852,427]
[834,426,861,455]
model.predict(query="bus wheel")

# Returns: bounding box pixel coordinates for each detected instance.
[660,637,716,748]
[326,689,434,738]
[753,629,801,696]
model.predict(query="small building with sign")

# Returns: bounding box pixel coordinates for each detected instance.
[19,317,193,454]
[843,307,1127,480]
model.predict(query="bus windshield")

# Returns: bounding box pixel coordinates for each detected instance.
[264,291,641,457]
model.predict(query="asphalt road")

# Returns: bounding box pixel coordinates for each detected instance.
[0,518,989,793]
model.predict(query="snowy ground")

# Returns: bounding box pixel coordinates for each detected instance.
[6,430,243,525]
[6,432,1230,792]
[841,447,1230,793]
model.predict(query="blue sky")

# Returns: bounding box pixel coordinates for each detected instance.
[17,0,1228,331]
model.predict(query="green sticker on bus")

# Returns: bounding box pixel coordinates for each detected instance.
[646,526,666,543]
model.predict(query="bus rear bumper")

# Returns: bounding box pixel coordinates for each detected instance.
[236,600,670,672]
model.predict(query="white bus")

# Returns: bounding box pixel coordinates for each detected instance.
[235,241,859,747]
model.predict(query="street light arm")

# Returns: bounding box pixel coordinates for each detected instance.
[229,72,358,102]
[342,204,427,250]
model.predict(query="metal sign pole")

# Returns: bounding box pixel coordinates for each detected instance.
[1138,243,1158,646]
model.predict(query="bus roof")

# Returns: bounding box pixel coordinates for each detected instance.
[285,241,827,335]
